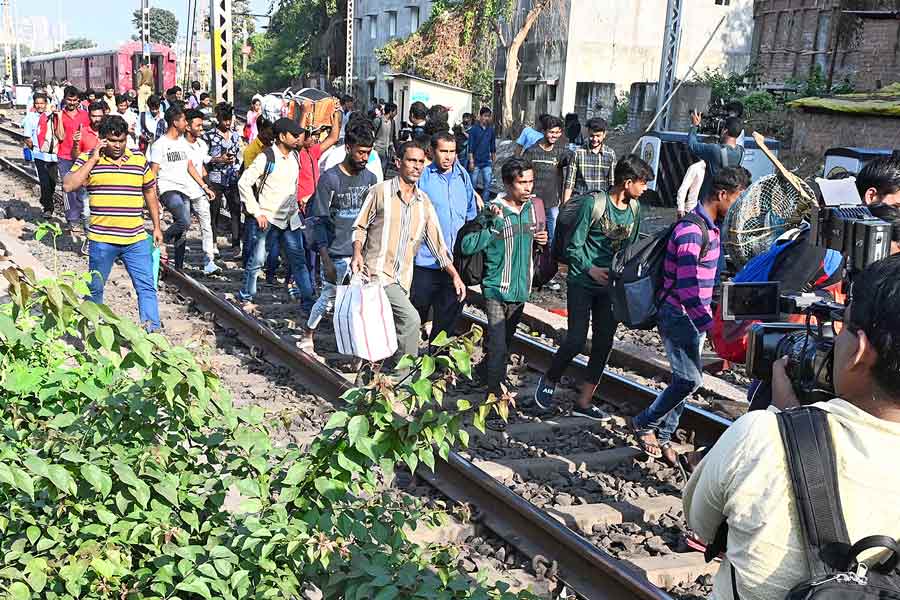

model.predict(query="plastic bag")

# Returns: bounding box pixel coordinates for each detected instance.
[333,275,398,362]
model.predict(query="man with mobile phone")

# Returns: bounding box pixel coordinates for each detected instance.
[22,92,58,217]
[63,115,164,332]
[203,102,243,251]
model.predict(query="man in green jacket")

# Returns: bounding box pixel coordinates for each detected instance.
[461,157,548,397]
[534,155,653,420]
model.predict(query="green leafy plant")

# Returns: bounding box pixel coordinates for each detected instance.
[739,91,777,116]
[0,265,529,600]
[34,221,62,275]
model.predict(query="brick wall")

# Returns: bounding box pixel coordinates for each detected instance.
[753,0,900,91]
[790,109,900,155]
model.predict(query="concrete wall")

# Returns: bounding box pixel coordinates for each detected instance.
[791,109,900,156]
[627,81,712,132]
[352,0,435,107]
[560,0,754,113]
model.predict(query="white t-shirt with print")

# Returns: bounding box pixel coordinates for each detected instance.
[148,134,196,196]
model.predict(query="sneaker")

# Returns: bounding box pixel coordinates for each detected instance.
[533,375,557,410]
[203,261,221,275]
[571,404,610,422]
[546,278,561,291]
[288,286,301,300]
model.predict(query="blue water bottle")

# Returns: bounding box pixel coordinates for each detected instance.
[23,147,32,161]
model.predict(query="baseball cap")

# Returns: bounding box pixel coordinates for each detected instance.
[273,117,303,137]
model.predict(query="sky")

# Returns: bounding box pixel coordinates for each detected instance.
[17,0,273,49]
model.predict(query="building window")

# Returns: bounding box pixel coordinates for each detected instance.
[355,18,362,36]
[410,7,420,32]
[368,81,376,102]
[528,85,536,101]
[548,84,557,102]
[369,15,377,40]
[388,11,397,37]
[386,81,394,102]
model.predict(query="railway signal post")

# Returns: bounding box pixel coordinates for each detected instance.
[209,0,234,105]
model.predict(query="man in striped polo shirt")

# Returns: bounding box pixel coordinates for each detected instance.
[630,166,750,466]
[63,115,164,332]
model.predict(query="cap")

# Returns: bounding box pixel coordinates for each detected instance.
[273,117,303,137]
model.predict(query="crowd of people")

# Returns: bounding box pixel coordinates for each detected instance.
[19,78,900,600]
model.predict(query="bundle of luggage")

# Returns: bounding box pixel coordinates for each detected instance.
[260,87,340,131]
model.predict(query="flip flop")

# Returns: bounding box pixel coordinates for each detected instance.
[628,417,663,458]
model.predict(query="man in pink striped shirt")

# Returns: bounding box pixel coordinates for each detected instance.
[631,166,750,466]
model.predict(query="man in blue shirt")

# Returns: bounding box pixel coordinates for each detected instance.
[412,130,478,346]
[22,92,58,217]
[467,106,497,201]
[687,111,745,201]
[515,114,548,154]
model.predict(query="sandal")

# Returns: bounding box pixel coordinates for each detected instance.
[628,417,662,458]
[660,441,680,468]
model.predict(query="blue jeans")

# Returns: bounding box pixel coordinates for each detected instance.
[161,191,191,269]
[471,165,493,198]
[632,303,706,444]
[239,218,315,310]
[545,205,559,242]
[88,237,161,331]
[59,157,90,226]
[265,231,285,283]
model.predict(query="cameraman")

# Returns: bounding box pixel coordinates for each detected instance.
[683,255,900,600]
[857,155,900,207]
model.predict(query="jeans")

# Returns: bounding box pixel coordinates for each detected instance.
[35,159,58,213]
[546,283,618,385]
[239,218,315,311]
[210,182,241,245]
[545,205,559,243]
[265,231,286,283]
[191,196,215,263]
[307,256,352,330]
[410,265,464,345]
[88,238,161,331]
[59,157,90,227]
[632,303,706,444]
[484,298,525,395]
[471,165,493,197]
[383,282,422,363]
[161,191,191,269]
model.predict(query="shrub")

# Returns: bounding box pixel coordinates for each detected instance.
[740,91,777,116]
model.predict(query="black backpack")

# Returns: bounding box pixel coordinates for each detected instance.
[453,218,488,286]
[609,213,709,330]
[724,407,900,600]
[551,190,638,265]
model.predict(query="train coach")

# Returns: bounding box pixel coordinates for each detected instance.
[22,41,177,94]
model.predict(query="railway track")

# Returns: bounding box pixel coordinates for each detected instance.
[0,118,733,600]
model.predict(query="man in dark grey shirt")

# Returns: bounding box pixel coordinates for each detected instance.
[523,114,571,242]
[305,121,377,344]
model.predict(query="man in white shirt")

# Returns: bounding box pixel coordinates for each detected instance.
[184,108,219,274]
[320,142,384,183]
[676,160,705,218]
[115,93,139,150]
[683,254,900,600]
[148,105,214,270]
[236,118,316,310]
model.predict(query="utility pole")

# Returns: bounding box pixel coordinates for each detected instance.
[141,0,151,65]
[1,0,12,87]
[345,0,353,94]
[11,0,20,85]
[209,0,233,103]
[655,0,684,131]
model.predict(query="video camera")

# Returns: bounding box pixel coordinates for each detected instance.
[722,176,891,403]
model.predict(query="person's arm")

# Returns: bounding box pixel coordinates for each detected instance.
[687,126,719,165]
[237,153,267,217]
[21,115,35,148]
[464,169,478,221]
[566,195,606,284]
[54,112,66,141]
[142,165,164,247]
[467,127,478,169]
[676,169,692,216]
[309,175,335,252]
[350,187,379,273]
[422,200,466,300]
[489,129,496,163]
[460,207,503,256]
[605,148,616,190]
[563,150,581,205]
[670,223,714,332]
[319,108,343,153]
[187,161,214,199]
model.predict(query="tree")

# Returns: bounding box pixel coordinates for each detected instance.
[131,7,179,47]
[61,37,96,51]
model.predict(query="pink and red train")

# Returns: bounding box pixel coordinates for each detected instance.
[21,42,177,93]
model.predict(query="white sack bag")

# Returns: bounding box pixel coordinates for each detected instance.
[333,275,398,362]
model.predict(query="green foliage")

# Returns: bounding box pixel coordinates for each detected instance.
[739,91,777,116]
[611,91,630,128]
[0,265,528,599]
[131,7,179,47]
[693,65,757,105]
[786,65,828,98]
[61,38,96,52]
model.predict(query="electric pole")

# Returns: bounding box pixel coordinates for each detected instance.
[12,0,20,85]
[141,0,151,65]
[345,0,353,94]
[2,0,12,86]
[655,0,684,131]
